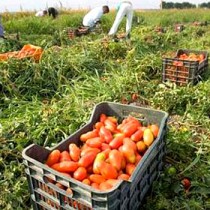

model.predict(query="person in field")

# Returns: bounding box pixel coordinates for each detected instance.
[35,10,48,17]
[35,7,58,19]
[108,1,133,38]
[0,16,4,38]
[83,5,109,29]
[48,7,59,19]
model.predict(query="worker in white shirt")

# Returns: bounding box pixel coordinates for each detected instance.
[83,5,109,29]
[108,1,133,38]
[35,10,48,17]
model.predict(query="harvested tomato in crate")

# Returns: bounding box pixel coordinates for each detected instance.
[22,102,168,210]
[162,49,208,86]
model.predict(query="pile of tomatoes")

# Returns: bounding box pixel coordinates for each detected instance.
[178,52,205,62]
[172,52,205,66]
[45,114,159,192]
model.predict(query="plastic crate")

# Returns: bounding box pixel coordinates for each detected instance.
[192,21,208,27]
[0,44,43,62]
[154,26,165,33]
[67,27,90,39]
[162,49,208,86]
[174,24,184,32]
[22,102,168,210]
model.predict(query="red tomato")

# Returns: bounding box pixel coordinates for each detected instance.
[136,141,147,153]
[99,182,113,191]
[51,161,78,173]
[46,149,61,167]
[131,128,144,142]
[60,151,71,162]
[123,116,141,126]
[126,163,136,176]
[148,124,159,138]
[94,122,104,131]
[105,179,120,187]
[89,174,106,184]
[73,201,83,210]
[109,133,124,149]
[100,162,118,179]
[82,178,91,185]
[99,126,113,143]
[118,173,130,181]
[109,150,123,171]
[69,143,81,162]
[131,93,138,101]
[101,143,111,151]
[100,114,107,123]
[78,150,98,168]
[121,144,136,164]
[86,137,103,148]
[121,155,126,170]
[199,54,205,62]
[107,116,118,124]
[87,165,93,174]
[117,123,125,131]
[123,137,137,152]
[104,118,117,133]
[81,147,101,157]
[80,129,98,142]
[102,148,111,159]
[121,122,139,137]
[91,182,100,190]
[93,152,106,174]
[73,167,87,181]
[182,178,191,190]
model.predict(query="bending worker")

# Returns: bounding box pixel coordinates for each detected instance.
[35,10,47,17]
[108,1,133,38]
[83,5,109,28]
[0,16,4,38]
[35,7,58,19]
[48,7,59,19]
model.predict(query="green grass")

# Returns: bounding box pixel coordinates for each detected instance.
[0,8,210,210]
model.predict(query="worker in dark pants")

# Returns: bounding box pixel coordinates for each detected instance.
[0,24,4,38]
[48,7,59,19]
[0,17,5,39]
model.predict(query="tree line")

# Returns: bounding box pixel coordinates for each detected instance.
[162,2,210,9]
